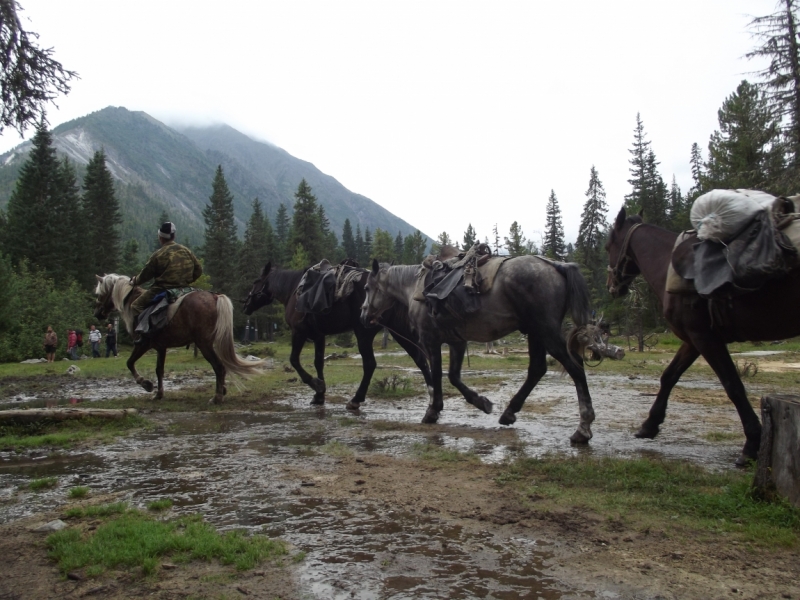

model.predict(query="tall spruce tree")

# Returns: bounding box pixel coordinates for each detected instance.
[542,190,566,260]
[625,114,669,226]
[3,121,77,283]
[747,0,800,178]
[463,223,477,249]
[504,222,528,257]
[431,231,453,254]
[273,203,291,266]
[402,230,427,264]
[393,231,404,264]
[705,80,783,191]
[238,198,275,331]
[342,218,357,260]
[82,149,122,285]
[354,224,365,264]
[202,165,239,295]
[371,228,395,262]
[668,176,691,232]
[688,142,706,198]
[363,228,373,264]
[576,166,608,265]
[55,156,83,283]
[289,179,324,262]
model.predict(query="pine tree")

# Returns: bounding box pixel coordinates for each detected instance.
[688,142,706,197]
[82,149,122,284]
[393,231,404,264]
[576,166,608,265]
[668,177,691,232]
[202,165,239,295]
[3,121,78,283]
[289,179,323,262]
[317,204,338,259]
[463,223,477,250]
[342,219,357,260]
[625,114,669,226]
[371,228,395,262]
[119,238,142,276]
[705,80,783,191]
[431,231,453,254]
[363,228,373,264]
[747,0,800,175]
[402,230,427,264]
[354,224,365,264]
[239,198,273,289]
[274,203,291,266]
[542,190,566,261]
[504,222,528,257]
[55,156,83,284]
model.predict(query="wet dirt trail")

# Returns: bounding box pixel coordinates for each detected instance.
[0,367,789,599]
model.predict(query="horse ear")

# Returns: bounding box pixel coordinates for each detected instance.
[614,207,626,229]
[261,261,271,276]
[96,274,104,282]
[371,258,380,274]
[637,208,644,219]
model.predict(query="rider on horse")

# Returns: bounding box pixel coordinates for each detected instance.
[130,222,202,339]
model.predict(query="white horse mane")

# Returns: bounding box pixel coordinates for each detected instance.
[95,274,135,334]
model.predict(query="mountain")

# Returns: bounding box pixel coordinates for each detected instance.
[0,106,429,252]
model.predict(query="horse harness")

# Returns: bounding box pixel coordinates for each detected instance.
[607,222,643,293]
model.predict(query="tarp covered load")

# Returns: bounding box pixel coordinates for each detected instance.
[691,189,777,243]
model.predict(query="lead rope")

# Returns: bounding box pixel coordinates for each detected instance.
[376,318,431,364]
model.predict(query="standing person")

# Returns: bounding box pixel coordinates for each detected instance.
[130,222,202,342]
[43,326,57,363]
[66,329,78,360]
[105,322,118,358]
[88,325,102,358]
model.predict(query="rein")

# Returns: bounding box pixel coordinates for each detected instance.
[375,316,431,363]
[608,222,643,292]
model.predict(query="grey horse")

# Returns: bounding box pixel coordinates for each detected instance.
[360,257,597,444]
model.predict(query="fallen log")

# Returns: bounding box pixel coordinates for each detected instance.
[588,342,625,360]
[0,408,138,424]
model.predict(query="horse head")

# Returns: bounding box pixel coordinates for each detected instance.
[93,274,117,320]
[360,259,393,328]
[605,207,643,298]
[242,262,274,315]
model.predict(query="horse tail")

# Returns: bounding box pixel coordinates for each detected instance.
[550,261,594,363]
[213,294,266,378]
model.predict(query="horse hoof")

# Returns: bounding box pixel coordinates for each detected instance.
[210,396,224,405]
[346,401,361,412]
[479,396,493,414]
[498,412,516,426]
[634,423,658,439]
[310,396,325,406]
[154,393,163,401]
[422,410,440,424]
[311,378,326,395]
[223,385,227,396]
[142,380,154,393]
[570,429,592,444]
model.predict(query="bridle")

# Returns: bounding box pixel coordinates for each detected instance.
[607,222,643,294]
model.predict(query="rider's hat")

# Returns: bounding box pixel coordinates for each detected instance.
[158,222,176,239]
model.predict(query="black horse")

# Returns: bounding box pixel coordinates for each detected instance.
[243,262,432,409]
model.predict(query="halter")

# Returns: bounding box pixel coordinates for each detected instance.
[607,222,643,293]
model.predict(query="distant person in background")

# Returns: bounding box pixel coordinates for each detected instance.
[88,325,102,358]
[43,326,57,363]
[66,329,78,360]
[105,322,118,358]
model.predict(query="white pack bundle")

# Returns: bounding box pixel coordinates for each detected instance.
[690,189,776,243]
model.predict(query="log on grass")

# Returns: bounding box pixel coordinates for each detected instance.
[588,342,626,360]
[753,395,800,507]
[0,408,138,424]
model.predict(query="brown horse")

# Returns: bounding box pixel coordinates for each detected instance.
[606,208,800,465]
[94,274,265,403]
[242,262,432,408]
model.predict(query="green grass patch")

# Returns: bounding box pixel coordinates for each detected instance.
[413,442,481,464]
[320,440,353,458]
[68,486,90,499]
[28,477,58,491]
[64,502,128,519]
[496,455,800,547]
[147,498,173,511]
[48,506,287,577]
[0,414,150,451]
[704,431,744,442]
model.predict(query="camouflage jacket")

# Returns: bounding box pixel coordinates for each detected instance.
[136,241,202,289]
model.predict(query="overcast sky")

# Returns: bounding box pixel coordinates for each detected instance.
[1,1,778,245]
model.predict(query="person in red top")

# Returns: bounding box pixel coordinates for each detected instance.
[66,329,78,360]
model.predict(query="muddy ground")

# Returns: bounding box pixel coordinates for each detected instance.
[1,355,799,599]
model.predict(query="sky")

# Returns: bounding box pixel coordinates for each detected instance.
[1,0,779,246]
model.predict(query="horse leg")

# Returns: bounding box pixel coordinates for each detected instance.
[692,338,761,466]
[447,342,493,414]
[422,343,444,424]
[311,336,327,405]
[499,336,547,426]
[289,334,326,404]
[346,329,378,411]
[392,332,433,394]
[197,343,227,404]
[636,341,700,439]
[154,347,166,400]
[546,336,595,444]
[127,342,154,393]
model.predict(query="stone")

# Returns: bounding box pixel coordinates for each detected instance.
[31,519,67,532]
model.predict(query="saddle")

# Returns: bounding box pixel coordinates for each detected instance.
[414,243,497,331]
[135,287,199,337]
[668,197,799,298]
[296,259,364,314]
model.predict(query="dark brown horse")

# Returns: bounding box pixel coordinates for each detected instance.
[94,274,265,403]
[242,262,432,408]
[606,208,800,465]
